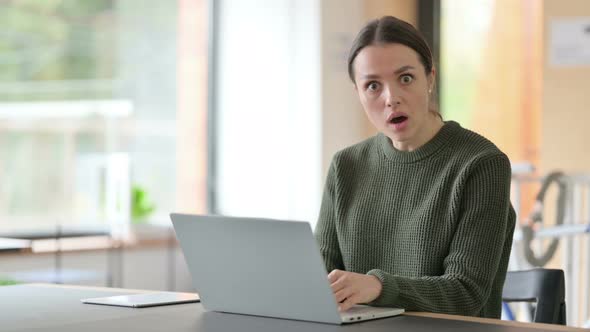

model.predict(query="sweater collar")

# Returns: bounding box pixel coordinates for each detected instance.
[379,120,460,163]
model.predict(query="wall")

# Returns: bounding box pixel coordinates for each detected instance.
[541,1,590,173]
[320,0,366,178]
[176,0,208,214]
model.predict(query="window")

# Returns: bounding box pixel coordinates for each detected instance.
[0,0,206,232]
[212,0,322,227]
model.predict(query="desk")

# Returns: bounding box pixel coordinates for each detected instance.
[1,284,583,332]
[0,237,31,253]
[0,225,178,288]
[0,225,110,240]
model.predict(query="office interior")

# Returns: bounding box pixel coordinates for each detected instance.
[0,0,589,329]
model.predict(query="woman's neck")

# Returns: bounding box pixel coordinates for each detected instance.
[392,113,444,152]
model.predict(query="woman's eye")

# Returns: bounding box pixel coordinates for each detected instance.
[367,82,380,91]
[400,74,414,84]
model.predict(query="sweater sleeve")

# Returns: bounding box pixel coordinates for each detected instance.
[314,161,345,274]
[367,154,515,316]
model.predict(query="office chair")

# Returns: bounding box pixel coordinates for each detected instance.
[502,268,566,325]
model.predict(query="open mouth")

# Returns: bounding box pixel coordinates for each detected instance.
[390,116,408,124]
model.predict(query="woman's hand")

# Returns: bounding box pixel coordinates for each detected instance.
[328,269,383,311]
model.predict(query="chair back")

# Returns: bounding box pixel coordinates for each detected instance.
[502,268,566,325]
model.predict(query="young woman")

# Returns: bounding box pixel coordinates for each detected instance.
[315,16,516,319]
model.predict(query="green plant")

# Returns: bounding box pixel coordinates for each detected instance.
[131,185,156,224]
[0,278,18,286]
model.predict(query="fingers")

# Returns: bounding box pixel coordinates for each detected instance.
[328,270,366,311]
[339,293,361,312]
[328,269,346,293]
[330,278,346,294]
[334,287,353,303]
[327,269,343,283]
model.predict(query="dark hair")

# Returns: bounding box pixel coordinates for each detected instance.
[347,16,434,83]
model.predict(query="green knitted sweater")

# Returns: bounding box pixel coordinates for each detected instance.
[315,121,516,318]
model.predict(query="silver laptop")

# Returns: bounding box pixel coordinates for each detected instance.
[170,213,404,324]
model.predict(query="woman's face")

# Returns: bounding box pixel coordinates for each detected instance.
[353,43,436,151]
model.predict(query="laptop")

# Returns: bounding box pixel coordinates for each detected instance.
[170,213,404,324]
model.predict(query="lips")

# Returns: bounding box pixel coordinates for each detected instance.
[390,116,408,124]
[386,112,409,131]
[387,112,409,124]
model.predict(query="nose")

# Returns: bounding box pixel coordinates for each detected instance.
[386,98,401,108]
[385,87,401,108]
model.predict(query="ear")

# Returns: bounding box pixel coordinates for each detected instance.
[428,67,436,91]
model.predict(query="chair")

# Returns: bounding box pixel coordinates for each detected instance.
[502,268,566,325]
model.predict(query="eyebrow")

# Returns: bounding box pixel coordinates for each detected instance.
[360,65,416,79]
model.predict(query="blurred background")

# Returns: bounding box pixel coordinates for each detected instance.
[0,0,589,327]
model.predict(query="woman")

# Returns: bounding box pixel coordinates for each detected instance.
[315,16,516,319]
